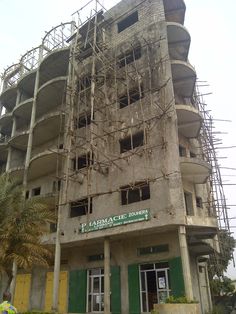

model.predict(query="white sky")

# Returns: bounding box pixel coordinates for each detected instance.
[0,0,236,277]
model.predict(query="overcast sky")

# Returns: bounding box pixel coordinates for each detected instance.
[0,0,236,277]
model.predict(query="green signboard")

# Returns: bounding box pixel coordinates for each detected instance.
[80,209,150,233]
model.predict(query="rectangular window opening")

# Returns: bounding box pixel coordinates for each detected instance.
[121,181,150,205]
[179,145,187,157]
[77,114,92,129]
[119,86,143,109]
[190,151,196,158]
[196,197,203,208]
[88,254,104,262]
[118,46,142,68]
[138,245,169,256]
[53,180,61,193]
[184,191,194,215]
[32,187,41,196]
[117,11,138,33]
[72,152,94,171]
[120,131,144,153]
[70,197,92,218]
[78,76,91,91]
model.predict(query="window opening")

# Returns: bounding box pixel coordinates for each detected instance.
[53,180,61,193]
[118,46,141,68]
[121,181,150,205]
[77,114,92,129]
[119,86,143,109]
[88,268,104,312]
[196,197,203,208]
[32,187,41,196]
[184,191,194,215]
[120,131,144,153]
[88,254,104,262]
[25,190,29,199]
[179,145,187,157]
[70,197,92,217]
[50,223,57,233]
[190,151,196,158]
[78,76,91,91]
[140,263,170,312]
[138,245,169,256]
[117,11,139,33]
[72,152,94,171]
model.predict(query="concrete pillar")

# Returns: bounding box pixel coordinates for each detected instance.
[52,228,61,311]
[178,226,193,300]
[204,263,213,311]
[22,74,39,187]
[104,237,110,314]
[6,90,20,172]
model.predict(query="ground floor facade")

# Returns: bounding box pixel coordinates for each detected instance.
[0,230,212,313]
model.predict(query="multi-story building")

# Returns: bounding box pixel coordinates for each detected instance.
[0,0,230,313]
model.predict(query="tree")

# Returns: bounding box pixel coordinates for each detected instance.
[211,276,235,297]
[0,174,55,292]
[208,230,236,280]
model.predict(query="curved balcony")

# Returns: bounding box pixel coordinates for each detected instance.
[171,60,196,98]
[176,104,202,138]
[180,157,211,184]
[1,63,21,91]
[18,70,36,98]
[164,0,186,24]
[9,131,29,151]
[8,166,24,182]
[167,22,190,61]
[28,149,64,180]
[0,112,13,136]
[39,48,70,87]
[0,86,17,111]
[13,98,33,127]
[36,77,67,119]
[33,111,65,146]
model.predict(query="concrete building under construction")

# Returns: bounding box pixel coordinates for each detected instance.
[0,0,231,313]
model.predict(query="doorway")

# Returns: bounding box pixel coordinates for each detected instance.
[140,262,171,312]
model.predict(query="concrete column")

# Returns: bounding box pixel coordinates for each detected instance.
[178,226,193,300]
[204,263,213,311]
[52,228,61,311]
[6,90,20,172]
[22,73,39,187]
[104,237,110,314]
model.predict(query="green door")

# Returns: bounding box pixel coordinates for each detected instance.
[111,266,121,314]
[169,256,185,297]
[68,269,87,313]
[128,264,141,314]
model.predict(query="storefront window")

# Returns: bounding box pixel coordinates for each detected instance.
[139,263,170,312]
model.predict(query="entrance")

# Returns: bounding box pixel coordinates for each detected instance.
[140,262,170,312]
[88,268,104,312]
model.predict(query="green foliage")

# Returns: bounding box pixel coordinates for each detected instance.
[0,174,56,290]
[210,276,235,297]
[165,295,198,304]
[208,231,236,279]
